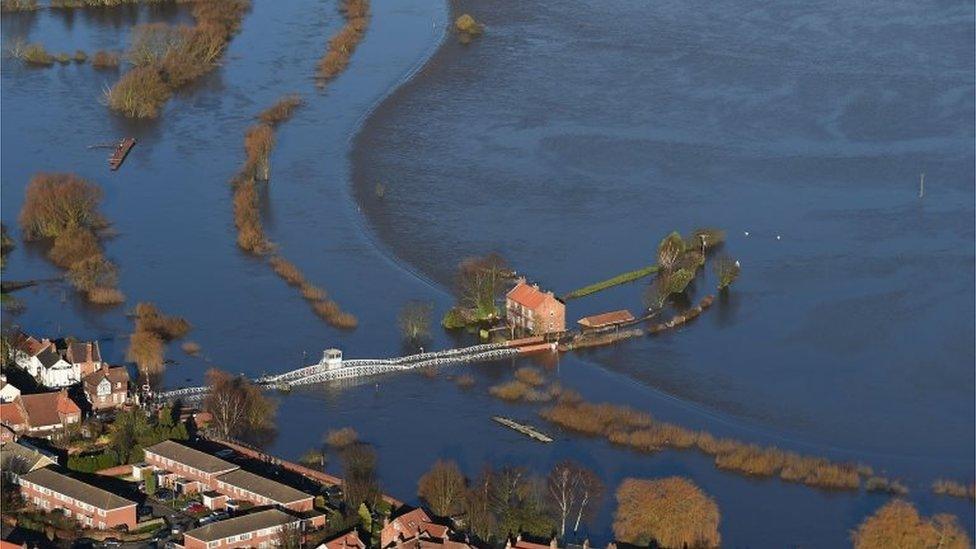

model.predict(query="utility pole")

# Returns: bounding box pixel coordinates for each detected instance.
[919,173,925,199]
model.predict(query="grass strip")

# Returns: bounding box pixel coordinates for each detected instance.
[564,264,659,300]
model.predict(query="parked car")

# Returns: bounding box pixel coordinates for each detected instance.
[183,502,207,514]
[155,488,175,501]
[214,449,234,458]
[102,538,122,548]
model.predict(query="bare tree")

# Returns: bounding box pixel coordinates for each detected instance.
[548,461,604,539]
[398,300,433,347]
[454,253,509,320]
[341,443,379,512]
[273,520,303,549]
[418,459,466,517]
[203,368,276,440]
[656,232,685,272]
[463,467,497,542]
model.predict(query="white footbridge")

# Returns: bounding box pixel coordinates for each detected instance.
[156,343,520,400]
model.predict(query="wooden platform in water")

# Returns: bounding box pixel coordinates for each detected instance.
[108,137,136,171]
[492,416,553,443]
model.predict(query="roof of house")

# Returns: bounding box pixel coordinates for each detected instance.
[145,440,238,474]
[506,279,557,310]
[321,530,366,549]
[383,508,450,544]
[82,366,129,394]
[577,309,635,329]
[216,469,312,505]
[20,391,80,428]
[20,467,135,510]
[0,376,21,395]
[15,335,49,357]
[0,401,27,427]
[66,341,101,364]
[35,347,65,369]
[183,509,298,543]
[0,440,56,471]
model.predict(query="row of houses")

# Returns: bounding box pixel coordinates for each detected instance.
[0,363,130,442]
[12,335,106,389]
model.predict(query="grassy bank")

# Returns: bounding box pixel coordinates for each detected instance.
[564,264,659,300]
[230,96,358,330]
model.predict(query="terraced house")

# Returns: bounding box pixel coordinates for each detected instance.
[181,509,302,549]
[144,440,318,518]
[19,467,136,530]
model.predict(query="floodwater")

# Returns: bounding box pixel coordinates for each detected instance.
[2,0,973,546]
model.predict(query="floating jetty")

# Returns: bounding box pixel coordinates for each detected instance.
[108,137,136,171]
[492,416,553,443]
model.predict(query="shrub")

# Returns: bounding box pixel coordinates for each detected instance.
[126,330,164,373]
[714,255,741,290]
[865,476,908,495]
[105,66,171,119]
[55,52,71,64]
[455,374,475,388]
[258,94,303,126]
[454,14,483,42]
[19,173,105,240]
[932,479,975,499]
[181,341,201,355]
[73,50,87,63]
[300,283,326,301]
[325,427,358,448]
[48,226,100,268]
[613,477,720,549]
[88,287,125,305]
[514,366,546,387]
[134,302,191,340]
[91,50,120,69]
[20,43,54,66]
[316,0,369,82]
[243,124,274,180]
[852,500,970,549]
[269,256,305,286]
[1,0,38,11]
[67,255,118,292]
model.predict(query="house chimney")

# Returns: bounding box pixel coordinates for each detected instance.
[516,533,522,544]
[549,538,558,549]
[504,537,513,549]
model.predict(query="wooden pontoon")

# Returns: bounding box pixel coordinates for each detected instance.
[108,137,136,171]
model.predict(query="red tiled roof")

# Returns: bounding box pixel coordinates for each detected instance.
[0,401,27,428]
[506,281,550,309]
[322,531,366,549]
[382,508,451,547]
[20,391,80,428]
[18,336,50,357]
[82,365,129,395]
[67,341,102,364]
[577,309,635,329]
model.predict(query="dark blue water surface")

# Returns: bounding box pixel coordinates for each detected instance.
[2,0,973,546]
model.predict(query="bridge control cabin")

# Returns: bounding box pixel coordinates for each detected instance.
[320,348,342,370]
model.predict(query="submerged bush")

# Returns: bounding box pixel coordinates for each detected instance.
[73,50,87,63]
[105,66,171,119]
[258,94,303,126]
[19,173,105,240]
[932,479,975,499]
[316,0,369,82]
[88,287,125,305]
[134,302,191,341]
[20,43,54,66]
[48,226,101,268]
[91,50,121,69]
[454,14,483,42]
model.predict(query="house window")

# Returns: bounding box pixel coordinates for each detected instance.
[208,542,220,548]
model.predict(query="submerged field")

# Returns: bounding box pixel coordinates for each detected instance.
[1,0,973,546]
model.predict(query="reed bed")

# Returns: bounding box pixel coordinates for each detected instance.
[181,341,202,356]
[489,380,551,402]
[228,97,358,330]
[315,0,370,83]
[1,0,38,11]
[19,43,54,66]
[540,392,869,491]
[134,302,191,341]
[18,173,124,305]
[106,0,249,118]
[513,366,546,387]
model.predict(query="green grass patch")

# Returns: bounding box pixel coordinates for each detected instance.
[564,265,659,300]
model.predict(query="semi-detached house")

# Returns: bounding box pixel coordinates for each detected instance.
[19,467,137,530]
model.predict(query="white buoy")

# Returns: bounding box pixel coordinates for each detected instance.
[776,235,781,240]
[744,231,750,236]
[735,260,740,267]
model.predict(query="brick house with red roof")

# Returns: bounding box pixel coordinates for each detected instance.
[505,278,566,336]
[1,391,82,436]
[82,364,130,411]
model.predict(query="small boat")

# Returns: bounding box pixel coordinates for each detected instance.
[108,137,136,171]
